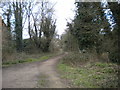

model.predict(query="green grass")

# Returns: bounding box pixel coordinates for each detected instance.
[2,56,49,67]
[2,52,63,67]
[57,61,118,88]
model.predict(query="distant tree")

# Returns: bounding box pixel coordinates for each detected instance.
[26,0,56,52]
[42,17,56,52]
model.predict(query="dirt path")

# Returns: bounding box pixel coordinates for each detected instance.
[2,54,67,88]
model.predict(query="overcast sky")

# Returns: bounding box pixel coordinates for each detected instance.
[23,0,75,39]
[52,0,75,35]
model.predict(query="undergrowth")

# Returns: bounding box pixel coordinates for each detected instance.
[57,52,119,88]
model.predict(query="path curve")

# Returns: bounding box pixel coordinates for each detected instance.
[2,54,66,88]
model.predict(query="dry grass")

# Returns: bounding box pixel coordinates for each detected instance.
[61,52,98,67]
[3,52,41,62]
[2,51,63,64]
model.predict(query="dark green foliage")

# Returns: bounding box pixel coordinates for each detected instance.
[107,3,119,64]
[68,2,104,52]
[23,39,38,53]
[42,17,56,52]
[65,2,119,64]
[13,2,24,52]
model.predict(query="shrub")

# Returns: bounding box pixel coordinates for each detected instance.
[62,52,97,67]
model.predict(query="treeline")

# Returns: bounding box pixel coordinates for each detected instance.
[61,2,119,64]
[1,0,58,61]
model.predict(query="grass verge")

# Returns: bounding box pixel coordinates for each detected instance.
[2,52,63,67]
[57,59,118,88]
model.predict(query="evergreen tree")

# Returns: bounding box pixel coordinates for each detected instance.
[71,2,106,53]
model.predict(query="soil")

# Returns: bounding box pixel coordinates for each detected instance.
[2,54,67,88]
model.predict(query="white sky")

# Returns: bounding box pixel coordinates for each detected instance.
[23,0,75,39]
